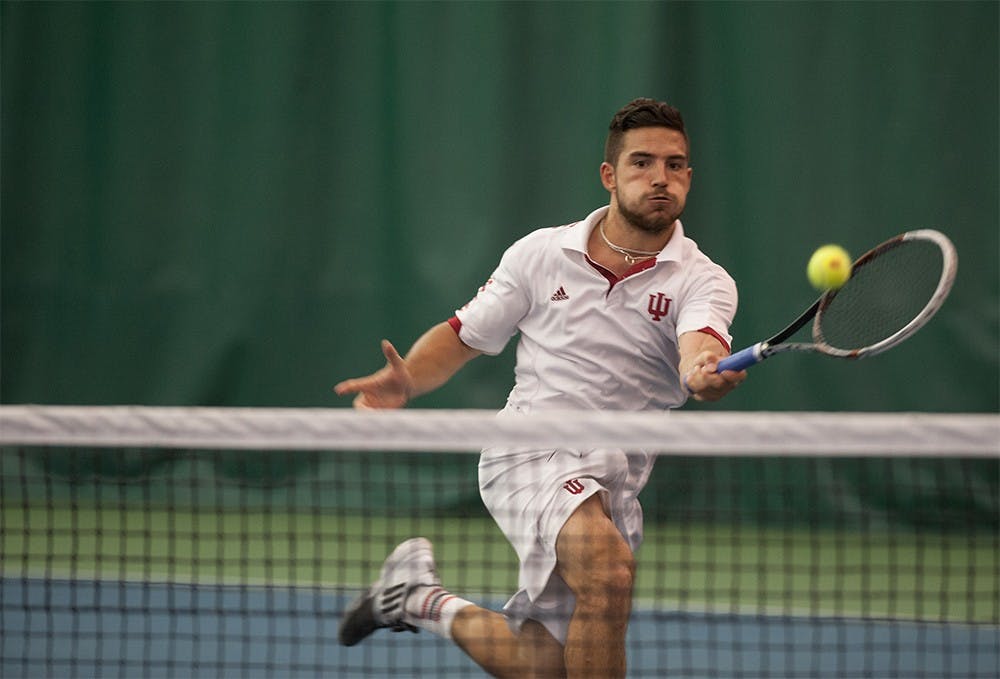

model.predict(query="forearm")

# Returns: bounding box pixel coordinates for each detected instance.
[678,331,726,378]
[678,330,744,401]
[405,322,482,398]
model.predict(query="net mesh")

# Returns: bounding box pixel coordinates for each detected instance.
[2,406,998,678]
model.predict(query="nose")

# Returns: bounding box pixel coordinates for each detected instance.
[651,162,670,187]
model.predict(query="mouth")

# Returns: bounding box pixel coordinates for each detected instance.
[648,194,674,208]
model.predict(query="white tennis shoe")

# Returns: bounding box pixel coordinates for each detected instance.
[338,537,441,646]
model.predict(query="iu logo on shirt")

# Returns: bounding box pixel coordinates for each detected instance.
[563,479,585,495]
[647,292,671,321]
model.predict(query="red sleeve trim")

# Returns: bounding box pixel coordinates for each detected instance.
[697,326,731,353]
[447,316,463,334]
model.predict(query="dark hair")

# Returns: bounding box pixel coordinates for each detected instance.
[604,98,689,165]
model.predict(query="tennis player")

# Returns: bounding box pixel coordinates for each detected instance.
[335,98,746,678]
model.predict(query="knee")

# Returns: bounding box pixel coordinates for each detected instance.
[556,496,636,610]
[573,543,635,607]
[597,549,636,597]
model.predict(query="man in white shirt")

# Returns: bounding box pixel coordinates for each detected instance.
[335,98,746,678]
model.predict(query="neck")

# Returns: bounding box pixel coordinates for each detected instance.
[602,210,675,253]
[589,216,668,270]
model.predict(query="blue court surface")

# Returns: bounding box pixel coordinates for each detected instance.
[2,578,998,678]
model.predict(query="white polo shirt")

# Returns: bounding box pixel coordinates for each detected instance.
[451,206,737,412]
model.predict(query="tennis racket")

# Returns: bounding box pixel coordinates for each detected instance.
[716,229,958,372]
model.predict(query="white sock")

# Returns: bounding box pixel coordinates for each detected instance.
[405,585,473,640]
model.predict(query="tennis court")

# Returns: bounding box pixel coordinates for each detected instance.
[5,578,997,678]
[3,479,998,677]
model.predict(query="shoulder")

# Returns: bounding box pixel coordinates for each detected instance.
[677,234,737,295]
[510,221,576,248]
[500,221,579,262]
[503,207,604,259]
[678,232,730,274]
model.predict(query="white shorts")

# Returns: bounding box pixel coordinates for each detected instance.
[477,445,654,645]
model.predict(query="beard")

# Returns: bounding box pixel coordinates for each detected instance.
[616,196,683,235]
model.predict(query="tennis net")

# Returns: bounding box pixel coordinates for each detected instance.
[1,406,998,678]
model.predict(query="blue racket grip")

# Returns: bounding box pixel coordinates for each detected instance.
[716,343,763,372]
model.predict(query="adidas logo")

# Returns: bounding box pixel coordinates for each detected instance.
[379,582,407,617]
[550,286,569,301]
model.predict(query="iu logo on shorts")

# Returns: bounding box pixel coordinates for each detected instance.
[563,479,585,495]
[647,292,671,322]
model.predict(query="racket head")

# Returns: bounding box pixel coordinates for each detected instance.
[810,229,957,358]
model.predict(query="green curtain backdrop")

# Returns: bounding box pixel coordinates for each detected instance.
[3,1,998,413]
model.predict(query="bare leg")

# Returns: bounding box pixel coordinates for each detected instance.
[447,494,633,677]
[556,494,635,678]
[452,608,566,678]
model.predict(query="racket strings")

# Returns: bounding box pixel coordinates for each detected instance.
[815,239,944,351]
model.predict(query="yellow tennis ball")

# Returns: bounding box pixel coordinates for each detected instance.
[807,244,852,290]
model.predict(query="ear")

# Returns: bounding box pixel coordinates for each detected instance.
[599,161,616,192]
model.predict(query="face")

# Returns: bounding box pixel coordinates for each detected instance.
[601,127,692,234]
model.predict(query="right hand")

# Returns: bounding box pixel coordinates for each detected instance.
[682,352,746,402]
[333,339,414,409]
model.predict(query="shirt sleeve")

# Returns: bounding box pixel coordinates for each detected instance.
[453,239,532,355]
[675,262,738,350]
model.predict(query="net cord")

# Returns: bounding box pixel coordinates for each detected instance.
[0,406,996,457]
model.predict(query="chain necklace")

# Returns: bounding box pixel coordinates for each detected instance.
[598,220,662,265]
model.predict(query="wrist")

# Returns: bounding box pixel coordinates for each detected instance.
[682,373,696,396]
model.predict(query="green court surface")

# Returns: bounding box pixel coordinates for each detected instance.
[3,505,996,623]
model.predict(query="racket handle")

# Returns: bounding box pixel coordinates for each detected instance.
[716,343,763,372]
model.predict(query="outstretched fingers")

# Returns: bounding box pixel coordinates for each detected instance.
[333,339,413,409]
[380,339,403,364]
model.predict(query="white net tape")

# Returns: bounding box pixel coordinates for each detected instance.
[0,405,997,456]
